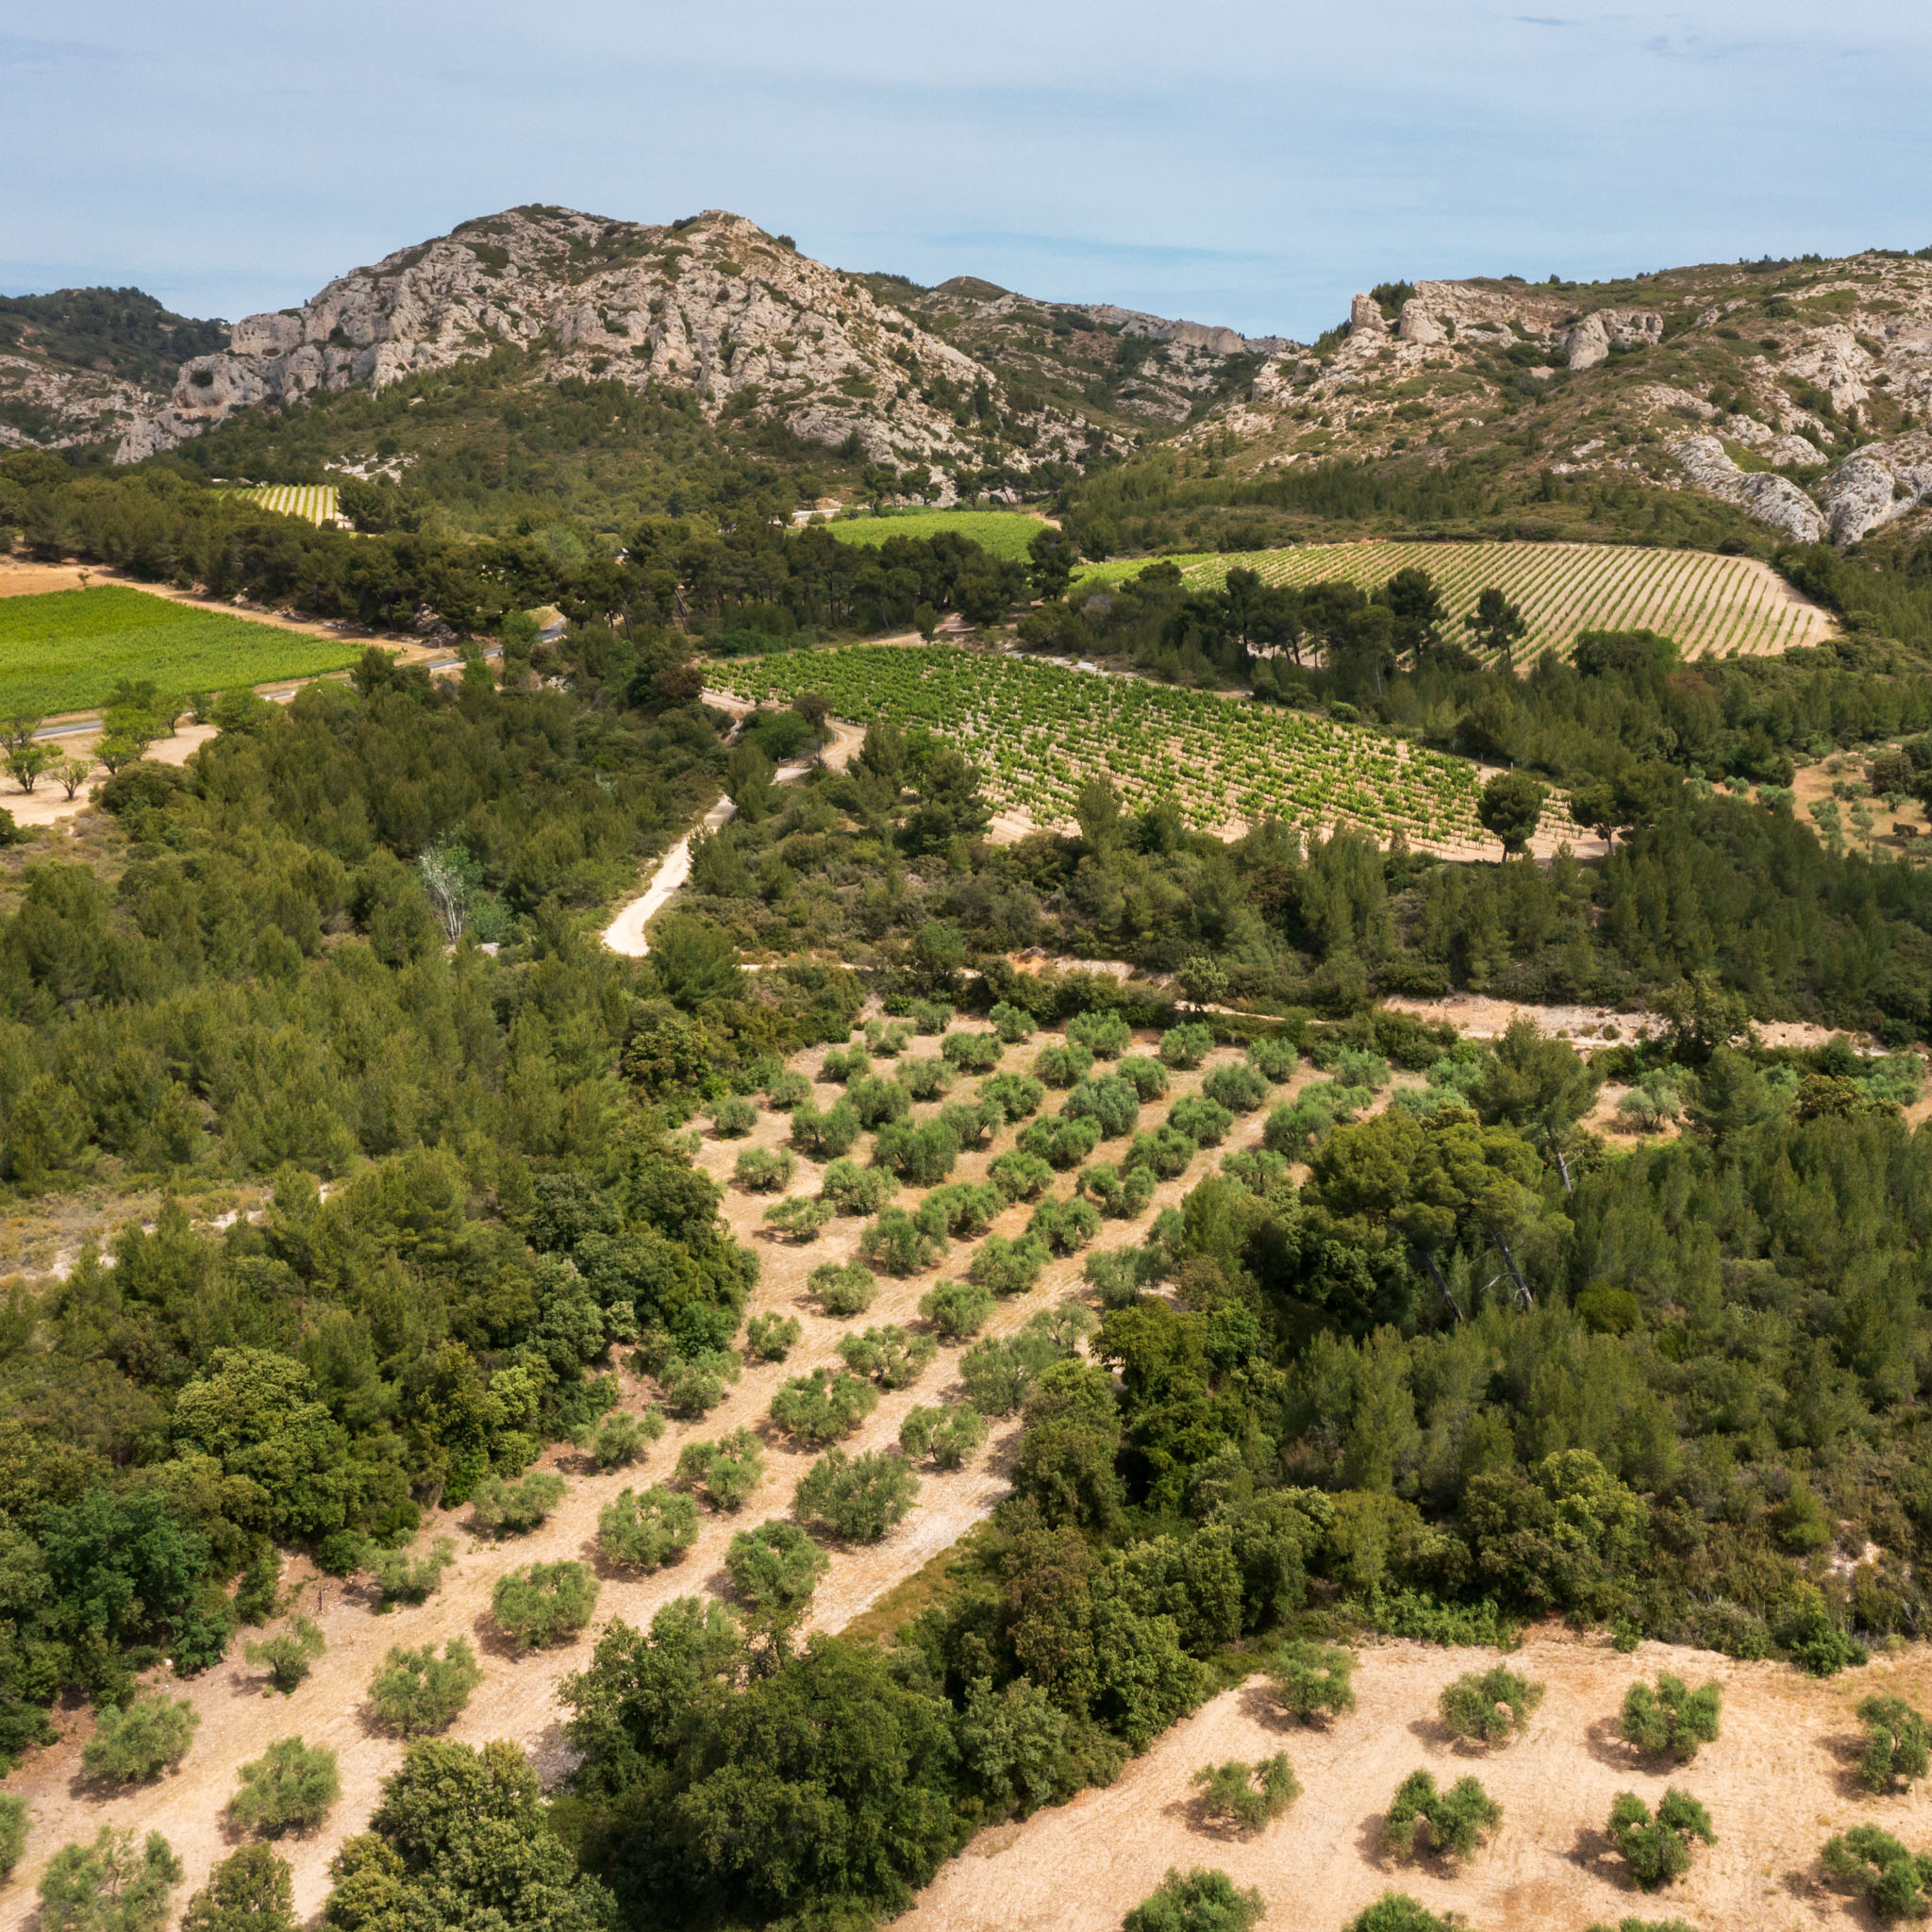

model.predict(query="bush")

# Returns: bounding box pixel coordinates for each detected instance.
[969,1232,1051,1294]
[470,1470,568,1536]
[1067,1009,1131,1058]
[1123,1867,1265,1932]
[762,1194,833,1242]
[989,1149,1057,1201]
[1125,1124,1196,1178]
[921,1276,996,1337]
[368,1639,484,1735]
[1086,1246,1146,1307]
[941,1030,1004,1074]
[0,1793,24,1882]
[1115,1055,1171,1100]
[763,1070,813,1110]
[1268,1641,1357,1724]
[726,1521,828,1639]
[227,1737,340,1837]
[819,1045,870,1084]
[1029,1193,1101,1254]
[658,1347,740,1418]
[710,1095,758,1137]
[1081,1160,1158,1218]
[244,1618,325,1695]
[838,1324,938,1389]
[37,1828,183,1932]
[809,1259,879,1315]
[491,1561,600,1649]
[734,1146,795,1192]
[675,1428,766,1509]
[847,1074,911,1128]
[181,1845,294,1932]
[82,1694,200,1783]
[938,1097,1001,1152]
[1344,1897,1453,1932]
[858,1207,946,1275]
[1823,1824,1932,1923]
[820,1158,895,1214]
[900,1402,989,1468]
[1159,1023,1214,1069]
[789,1099,862,1159]
[1247,1032,1302,1081]
[1019,1114,1103,1170]
[369,1537,456,1608]
[745,1312,803,1361]
[1062,1074,1141,1139]
[1220,1147,1288,1193]
[980,1071,1046,1120]
[989,1001,1038,1043]
[865,1019,915,1057]
[1191,1754,1300,1835]
[894,1056,955,1101]
[1780,1586,1870,1675]
[1203,1063,1270,1113]
[958,1314,1078,1417]
[873,1119,960,1186]
[599,1485,700,1570]
[1169,1095,1234,1146]
[575,1408,663,1471]
[794,1448,921,1541]
[771,1367,879,1445]
[909,998,953,1033]
[1033,1041,1094,1088]
[1439,1665,1544,1746]
[1859,1694,1932,1793]
[1382,1769,1502,1861]
[1620,1674,1721,1764]
[1607,1788,1716,1890]
[921,1180,1003,1237]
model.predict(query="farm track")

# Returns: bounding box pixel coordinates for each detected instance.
[0,1018,1312,1925]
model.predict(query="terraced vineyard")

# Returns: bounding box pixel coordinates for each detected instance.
[711,644,1550,848]
[1074,539,1835,663]
[819,508,1048,559]
[242,483,346,527]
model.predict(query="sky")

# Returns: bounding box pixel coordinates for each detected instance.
[4,0,1931,341]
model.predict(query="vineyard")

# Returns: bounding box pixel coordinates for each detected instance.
[242,484,347,527]
[1074,539,1835,663]
[709,644,1548,848]
[819,509,1047,559]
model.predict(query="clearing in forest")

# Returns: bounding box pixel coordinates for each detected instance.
[0,586,362,715]
[242,483,347,527]
[817,508,1047,559]
[1074,539,1836,663]
[708,643,1554,849]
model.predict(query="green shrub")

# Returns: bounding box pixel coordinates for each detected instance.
[1169,1095,1234,1146]
[470,1470,568,1536]
[958,1315,1075,1416]
[937,1097,1002,1152]
[858,1207,946,1275]
[763,1070,813,1110]
[988,1149,1057,1201]
[710,1095,758,1137]
[245,1619,325,1695]
[893,1056,955,1101]
[1067,1009,1131,1058]
[762,1194,833,1241]
[1345,1897,1453,1932]
[847,1074,911,1128]
[1439,1665,1544,1746]
[908,999,953,1033]
[1607,1788,1715,1889]
[675,1428,765,1509]
[599,1485,700,1570]
[1203,1063,1270,1113]
[1086,1246,1145,1307]
[227,1737,340,1837]
[808,1259,879,1315]
[1033,1042,1093,1088]
[789,1099,861,1159]
[921,1276,995,1337]
[1191,1754,1300,1834]
[1220,1147,1289,1192]
[1124,1124,1196,1177]
[575,1407,663,1471]
[368,1639,483,1736]
[819,1157,896,1214]
[37,1828,182,1932]
[819,1045,870,1084]
[980,1071,1046,1120]
[658,1347,740,1418]
[1823,1824,1932,1922]
[1115,1055,1171,1101]
[734,1145,795,1192]
[181,1845,294,1932]
[1029,1193,1101,1254]
[1268,1641,1357,1724]
[1620,1674,1721,1763]
[873,1119,960,1186]
[369,1537,456,1609]
[1019,1114,1103,1170]
[771,1368,879,1445]
[794,1448,920,1541]
[1123,1866,1265,1932]
[941,1030,1004,1074]
[989,1001,1038,1043]
[864,1019,915,1057]
[1158,1023,1214,1069]
[82,1695,200,1783]
[1081,1160,1158,1218]
[491,1561,599,1649]
[921,1180,1004,1237]
[900,1402,989,1468]
[1062,1074,1141,1139]
[0,1793,25,1882]
[745,1312,803,1361]
[1859,1694,1932,1793]
[1382,1768,1502,1861]
[838,1324,938,1389]
[1779,1585,1869,1675]
[234,1547,281,1624]
[969,1232,1050,1294]
[726,1521,828,1645]
[1247,1032,1302,1081]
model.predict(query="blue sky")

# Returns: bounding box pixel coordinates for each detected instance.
[4,0,1929,340]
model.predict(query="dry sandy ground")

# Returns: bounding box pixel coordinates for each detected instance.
[901,1629,1932,1932]
[0,1011,1297,1925]
[1380,990,1873,1056]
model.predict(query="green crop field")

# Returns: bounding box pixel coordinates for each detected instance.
[815,509,1046,559]
[243,484,345,527]
[0,587,361,716]
[1074,539,1836,663]
[712,643,1556,851]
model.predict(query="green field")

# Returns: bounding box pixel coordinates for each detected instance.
[244,483,345,527]
[816,509,1047,559]
[1074,539,1836,662]
[0,587,362,716]
[712,643,1555,850]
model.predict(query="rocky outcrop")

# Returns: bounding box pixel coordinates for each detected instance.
[1563,308,1664,371]
[1670,435,1827,542]
[1349,293,1388,337]
[1817,434,1932,544]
